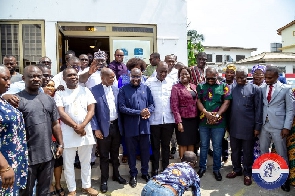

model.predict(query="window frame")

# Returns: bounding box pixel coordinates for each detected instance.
[0,20,45,73]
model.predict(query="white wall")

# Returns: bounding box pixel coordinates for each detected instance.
[0,0,188,74]
[204,48,253,63]
[237,62,294,74]
[281,24,295,52]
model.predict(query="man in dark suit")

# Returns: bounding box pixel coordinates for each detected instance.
[118,68,155,188]
[91,68,127,193]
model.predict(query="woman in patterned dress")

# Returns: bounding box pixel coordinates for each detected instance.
[0,65,28,195]
[287,88,295,186]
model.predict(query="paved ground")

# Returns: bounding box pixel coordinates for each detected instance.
[58,153,295,196]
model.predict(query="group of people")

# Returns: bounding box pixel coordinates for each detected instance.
[0,49,295,196]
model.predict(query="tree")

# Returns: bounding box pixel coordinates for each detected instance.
[187,30,205,67]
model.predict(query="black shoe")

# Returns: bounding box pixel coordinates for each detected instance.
[208,149,213,157]
[129,176,137,188]
[197,169,206,178]
[112,176,127,184]
[100,182,108,193]
[141,174,151,182]
[90,162,95,167]
[74,162,81,169]
[151,170,158,177]
[281,181,290,192]
[213,171,222,181]
[171,147,176,154]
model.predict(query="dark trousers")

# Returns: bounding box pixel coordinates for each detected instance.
[230,136,254,176]
[97,122,121,183]
[150,123,174,171]
[222,137,229,159]
[19,159,54,196]
[125,134,150,177]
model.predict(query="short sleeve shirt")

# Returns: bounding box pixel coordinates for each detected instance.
[16,91,58,165]
[54,86,96,148]
[197,83,232,128]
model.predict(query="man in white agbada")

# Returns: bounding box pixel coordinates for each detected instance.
[54,67,98,196]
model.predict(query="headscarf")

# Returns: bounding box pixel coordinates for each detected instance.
[251,64,266,74]
[222,64,236,72]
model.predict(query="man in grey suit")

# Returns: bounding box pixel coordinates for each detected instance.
[259,66,293,192]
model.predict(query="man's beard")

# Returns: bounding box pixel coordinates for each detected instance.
[9,67,16,75]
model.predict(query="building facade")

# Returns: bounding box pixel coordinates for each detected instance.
[204,45,256,66]
[0,0,188,75]
[277,20,295,53]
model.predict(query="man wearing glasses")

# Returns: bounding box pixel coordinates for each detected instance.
[196,67,232,181]
[39,56,52,69]
[79,54,89,71]
[108,49,127,80]
[52,56,81,90]
[3,55,22,84]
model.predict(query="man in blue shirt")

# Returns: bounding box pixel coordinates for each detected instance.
[118,68,155,188]
[141,151,201,196]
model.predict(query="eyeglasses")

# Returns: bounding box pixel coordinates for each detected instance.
[41,61,52,64]
[206,77,217,81]
[80,58,89,61]
[116,55,124,57]
[130,75,141,79]
[253,73,264,76]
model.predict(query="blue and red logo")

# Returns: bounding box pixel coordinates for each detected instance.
[252,153,289,189]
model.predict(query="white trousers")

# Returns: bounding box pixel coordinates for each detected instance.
[63,145,93,192]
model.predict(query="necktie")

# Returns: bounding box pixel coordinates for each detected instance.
[267,85,273,103]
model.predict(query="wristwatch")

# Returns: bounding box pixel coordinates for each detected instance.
[215,114,220,118]
[58,145,64,149]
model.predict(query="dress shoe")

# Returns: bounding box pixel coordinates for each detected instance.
[100,182,108,193]
[213,171,222,181]
[226,171,243,178]
[197,169,206,178]
[244,176,252,186]
[74,162,81,169]
[151,170,158,177]
[129,176,137,188]
[141,174,151,182]
[171,147,176,154]
[281,181,290,192]
[112,176,127,184]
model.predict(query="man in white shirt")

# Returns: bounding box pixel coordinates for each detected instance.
[91,68,127,193]
[52,56,81,90]
[54,67,98,196]
[145,61,176,176]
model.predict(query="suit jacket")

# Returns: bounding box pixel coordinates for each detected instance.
[262,81,293,130]
[170,83,198,124]
[91,84,121,137]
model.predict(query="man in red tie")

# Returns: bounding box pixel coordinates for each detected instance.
[259,66,293,192]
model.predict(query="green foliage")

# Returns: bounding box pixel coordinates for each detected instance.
[187,30,204,67]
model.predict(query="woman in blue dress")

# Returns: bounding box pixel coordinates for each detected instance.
[0,65,28,195]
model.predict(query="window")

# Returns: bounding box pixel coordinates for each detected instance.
[216,55,222,62]
[207,54,212,62]
[236,55,245,61]
[0,21,45,73]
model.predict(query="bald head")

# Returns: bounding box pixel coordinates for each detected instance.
[205,67,217,76]
[100,67,114,77]
[24,65,41,75]
[101,67,116,86]
[156,61,169,81]
[182,151,197,163]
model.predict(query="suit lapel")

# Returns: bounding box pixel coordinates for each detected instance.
[99,84,109,107]
[262,85,267,103]
[269,82,283,103]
